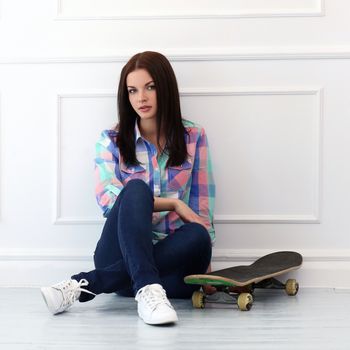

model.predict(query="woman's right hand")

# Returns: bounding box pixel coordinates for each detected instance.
[174,200,207,228]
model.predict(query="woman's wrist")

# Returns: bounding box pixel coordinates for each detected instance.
[154,197,180,212]
[172,198,181,211]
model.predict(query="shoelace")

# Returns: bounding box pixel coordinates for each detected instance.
[55,279,96,307]
[135,284,171,311]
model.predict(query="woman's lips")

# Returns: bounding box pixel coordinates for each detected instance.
[139,106,152,112]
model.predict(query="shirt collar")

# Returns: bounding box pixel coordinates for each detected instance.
[134,120,143,145]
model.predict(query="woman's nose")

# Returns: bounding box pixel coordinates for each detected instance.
[138,91,147,102]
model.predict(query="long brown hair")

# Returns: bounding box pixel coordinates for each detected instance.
[116,51,188,167]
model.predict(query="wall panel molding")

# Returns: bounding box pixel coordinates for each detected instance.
[1,248,348,263]
[55,87,323,225]
[3,47,350,64]
[185,87,323,224]
[56,0,325,21]
[54,92,115,225]
[0,93,2,221]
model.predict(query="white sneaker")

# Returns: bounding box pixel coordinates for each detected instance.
[40,279,96,315]
[135,284,178,325]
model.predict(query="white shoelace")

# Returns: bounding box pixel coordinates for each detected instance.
[135,284,171,311]
[54,279,96,307]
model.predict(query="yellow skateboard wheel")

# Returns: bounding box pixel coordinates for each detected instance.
[237,293,253,311]
[192,290,205,308]
[285,279,299,296]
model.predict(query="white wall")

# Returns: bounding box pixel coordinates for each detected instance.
[1,0,350,288]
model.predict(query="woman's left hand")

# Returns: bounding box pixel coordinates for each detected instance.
[202,284,217,295]
[202,263,217,294]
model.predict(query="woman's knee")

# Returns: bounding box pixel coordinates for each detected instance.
[124,179,152,197]
[108,179,153,219]
[109,179,151,212]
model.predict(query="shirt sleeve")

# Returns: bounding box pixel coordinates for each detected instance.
[188,127,216,244]
[94,131,124,217]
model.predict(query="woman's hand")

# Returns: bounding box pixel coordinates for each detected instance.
[173,200,207,227]
[202,263,217,295]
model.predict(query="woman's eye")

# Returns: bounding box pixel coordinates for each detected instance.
[128,89,136,94]
[147,85,156,90]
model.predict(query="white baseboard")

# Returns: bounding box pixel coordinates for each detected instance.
[1,249,349,288]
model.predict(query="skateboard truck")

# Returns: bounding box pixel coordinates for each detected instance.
[255,277,299,296]
[192,288,254,311]
[191,278,299,311]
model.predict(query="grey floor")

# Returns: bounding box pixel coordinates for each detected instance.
[1,288,350,349]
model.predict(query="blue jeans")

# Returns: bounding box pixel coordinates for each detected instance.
[72,179,212,301]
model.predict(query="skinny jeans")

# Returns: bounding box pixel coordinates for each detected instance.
[72,179,212,301]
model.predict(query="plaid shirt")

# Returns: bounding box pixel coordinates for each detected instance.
[94,119,215,244]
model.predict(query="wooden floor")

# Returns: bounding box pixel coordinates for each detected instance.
[1,288,350,349]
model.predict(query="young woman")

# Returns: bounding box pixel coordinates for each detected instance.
[41,51,215,325]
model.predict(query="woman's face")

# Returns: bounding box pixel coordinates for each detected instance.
[126,68,157,121]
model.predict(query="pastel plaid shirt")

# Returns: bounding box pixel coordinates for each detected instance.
[94,119,215,244]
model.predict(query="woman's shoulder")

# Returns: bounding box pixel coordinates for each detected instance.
[100,128,118,140]
[182,118,207,138]
[96,129,119,149]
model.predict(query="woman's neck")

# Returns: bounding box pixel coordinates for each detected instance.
[138,118,165,154]
[138,118,157,140]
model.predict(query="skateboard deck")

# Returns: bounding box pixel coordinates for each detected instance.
[184,251,302,311]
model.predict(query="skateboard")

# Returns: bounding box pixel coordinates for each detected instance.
[184,251,302,311]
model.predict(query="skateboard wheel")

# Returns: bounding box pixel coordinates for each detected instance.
[237,293,253,311]
[192,291,205,308]
[285,279,299,296]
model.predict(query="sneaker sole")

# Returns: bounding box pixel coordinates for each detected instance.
[139,312,178,325]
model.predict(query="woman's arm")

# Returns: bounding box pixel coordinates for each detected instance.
[153,197,177,212]
[188,127,216,244]
[95,131,124,217]
[154,197,207,228]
